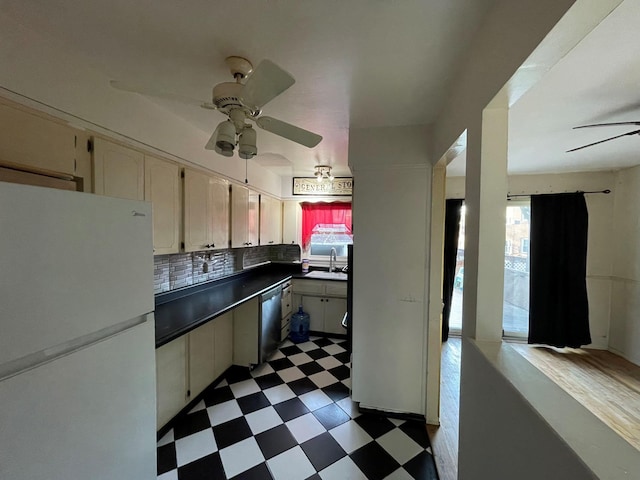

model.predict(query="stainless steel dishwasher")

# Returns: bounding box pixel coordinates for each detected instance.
[259,284,283,364]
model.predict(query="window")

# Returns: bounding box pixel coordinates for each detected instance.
[521,238,530,255]
[301,202,352,258]
[505,240,512,255]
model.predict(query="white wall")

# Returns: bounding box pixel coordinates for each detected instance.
[349,125,431,415]
[609,165,640,365]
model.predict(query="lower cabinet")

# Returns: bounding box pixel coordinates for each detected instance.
[301,296,347,335]
[156,336,187,430]
[293,279,348,336]
[155,312,233,430]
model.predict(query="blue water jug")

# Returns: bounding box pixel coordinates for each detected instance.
[290,305,310,343]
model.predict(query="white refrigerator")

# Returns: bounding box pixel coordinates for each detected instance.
[0,181,157,480]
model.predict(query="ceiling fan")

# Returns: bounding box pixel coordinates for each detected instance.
[567,121,640,152]
[110,56,322,158]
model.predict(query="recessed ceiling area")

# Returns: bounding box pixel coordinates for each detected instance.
[0,0,496,179]
[447,0,640,178]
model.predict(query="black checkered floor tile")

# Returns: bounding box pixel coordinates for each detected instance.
[157,336,439,480]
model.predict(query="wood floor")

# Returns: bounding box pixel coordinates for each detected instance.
[427,337,460,480]
[510,342,640,452]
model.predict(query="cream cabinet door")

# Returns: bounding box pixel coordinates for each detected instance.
[214,312,233,379]
[156,337,187,429]
[209,176,230,250]
[248,190,260,246]
[231,184,250,247]
[0,101,77,176]
[301,296,325,332]
[324,297,347,335]
[92,137,144,200]
[282,201,301,245]
[184,168,212,252]
[188,321,216,401]
[144,155,180,254]
[260,195,282,245]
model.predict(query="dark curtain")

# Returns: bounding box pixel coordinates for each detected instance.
[442,199,463,342]
[529,193,591,348]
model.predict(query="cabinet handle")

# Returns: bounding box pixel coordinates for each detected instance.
[320,299,324,302]
[269,241,274,244]
[326,298,329,303]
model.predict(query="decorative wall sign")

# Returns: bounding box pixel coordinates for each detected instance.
[292,177,353,196]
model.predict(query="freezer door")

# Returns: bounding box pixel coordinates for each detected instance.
[0,182,153,366]
[0,319,156,480]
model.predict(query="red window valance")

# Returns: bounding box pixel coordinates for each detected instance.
[301,202,352,250]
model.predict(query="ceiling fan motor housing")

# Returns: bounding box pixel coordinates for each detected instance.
[212,82,245,114]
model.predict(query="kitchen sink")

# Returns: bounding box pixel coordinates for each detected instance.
[304,271,347,281]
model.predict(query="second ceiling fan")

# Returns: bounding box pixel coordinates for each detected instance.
[567,121,640,152]
[111,56,322,158]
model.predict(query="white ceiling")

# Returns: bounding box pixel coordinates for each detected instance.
[447,0,640,178]
[1,0,496,178]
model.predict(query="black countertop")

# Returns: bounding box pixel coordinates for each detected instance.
[154,264,299,348]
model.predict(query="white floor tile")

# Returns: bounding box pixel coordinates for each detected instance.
[206,399,242,426]
[267,446,316,480]
[215,379,228,388]
[219,437,265,478]
[323,343,346,355]
[310,335,322,341]
[308,371,338,388]
[377,428,424,465]
[263,384,296,405]
[389,418,404,426]
[277,366,305,383]
[157,429,174,447]
[175,429,217,467]
[335,397,360,419]
[229,378,261,398]
[316,355,342,370]
[269,350,285,360]
[286,413,326,443]
[297,341,319,352]
[299,390,333,411]
[288,352,313,365]
[280,339,294,348]
[251,362,275,377]
[319,456,368,480]
[187,399,206,415]
[157,470,178,480]
[329,421,373,454]
[341,377,352,389]
[384,467,414,480]
[245,406,284,435]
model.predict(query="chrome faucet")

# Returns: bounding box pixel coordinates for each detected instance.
[329,247,337,272]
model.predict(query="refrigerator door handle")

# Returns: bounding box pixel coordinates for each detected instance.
[0,313,152,382]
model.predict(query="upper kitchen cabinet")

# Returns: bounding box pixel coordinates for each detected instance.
[92,137,144,201]
[282,201,302,246]
[0,100,77,176]
[231,184,259,248]
[260,195,282,245]
[183,168,229,252]
[144,155,180,255]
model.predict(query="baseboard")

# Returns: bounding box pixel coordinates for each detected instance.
[308,330,347,340]
[358,405,426,423]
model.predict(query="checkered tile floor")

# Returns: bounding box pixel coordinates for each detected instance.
[157,336,439,480]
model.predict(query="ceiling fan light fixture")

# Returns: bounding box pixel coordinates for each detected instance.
[238,125,257,159]
[215,120,236,156]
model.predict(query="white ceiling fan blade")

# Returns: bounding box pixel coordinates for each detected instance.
[110,80,216,109]
[204,123,220,151]
[256,116,322,148]
[240,60,295,110]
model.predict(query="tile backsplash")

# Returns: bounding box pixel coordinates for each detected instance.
[153,244,300,295]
